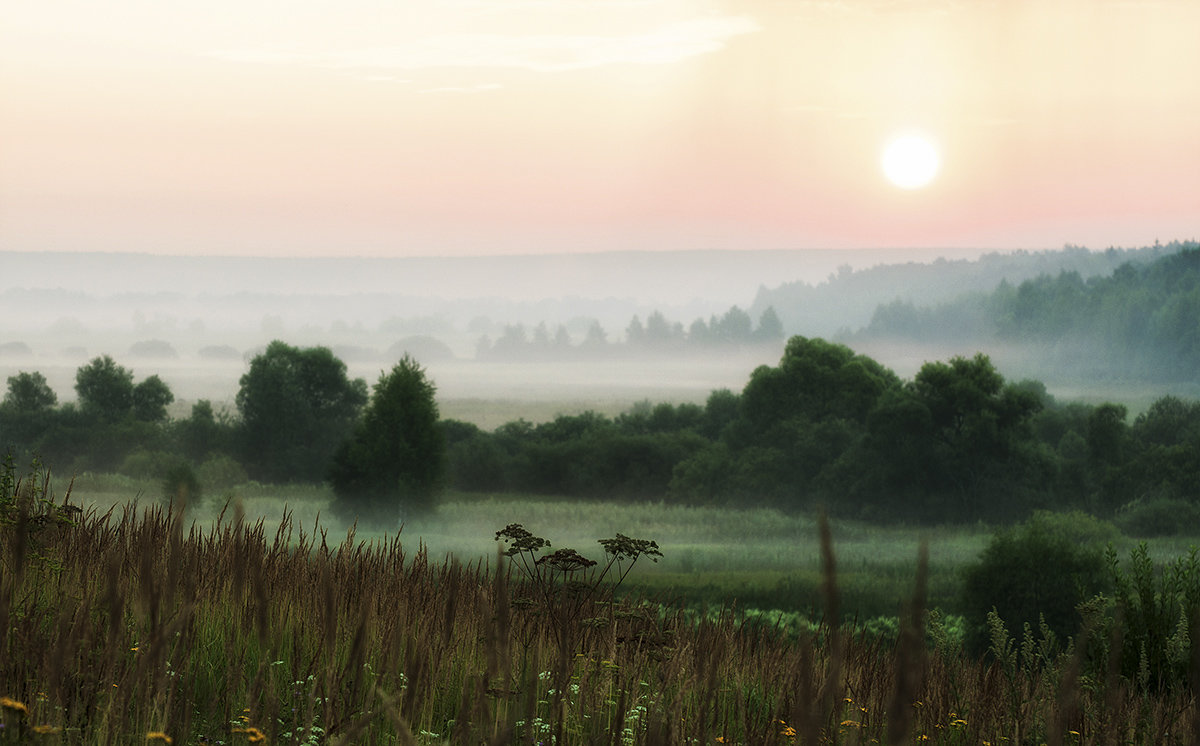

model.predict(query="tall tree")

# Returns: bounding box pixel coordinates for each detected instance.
[236,341,367,482]
[75,355,135,422]
[3,372,57,413]
[329,356,444,524]
[1,372,59,453]
[132,375,174,422]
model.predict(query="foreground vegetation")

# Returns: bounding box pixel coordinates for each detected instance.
[4,466,1200,744]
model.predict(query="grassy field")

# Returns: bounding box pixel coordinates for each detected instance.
[68,474,1200,627]
[3,470,1198,744]
[69,474,987,619]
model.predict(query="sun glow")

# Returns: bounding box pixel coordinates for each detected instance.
[881,134,940,190]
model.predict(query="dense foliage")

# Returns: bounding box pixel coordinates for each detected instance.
[859,241,1200,381]
[5,328,1200,525]
[235,341,368,483]
[328,356,444,524]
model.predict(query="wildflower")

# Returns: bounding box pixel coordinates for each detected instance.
[146,732,173,744]
[950,718,967,727]
[0,697,28,715]
[839,720,861,728]
[780,724,797,738]
[130,646,140,652]
[233,726,267,742]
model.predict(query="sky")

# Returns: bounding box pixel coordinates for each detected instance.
[2,0,1198,257]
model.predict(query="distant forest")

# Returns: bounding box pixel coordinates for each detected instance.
[750,242,1179,338]
[852,240,1200,381]
[475,305,784,360]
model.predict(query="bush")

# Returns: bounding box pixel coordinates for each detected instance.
[118,449,177,479]
[195,453,248,491]
[961,510,1116,653]
[162,462,202,509]
[1115,496,1200,537]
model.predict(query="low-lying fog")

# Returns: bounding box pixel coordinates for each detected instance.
[3,246,1194,425]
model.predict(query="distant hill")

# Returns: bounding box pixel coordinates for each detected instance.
[749,244,1173,338]
[851,241,1200,382]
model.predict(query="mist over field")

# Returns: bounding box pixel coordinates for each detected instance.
[4,244,1194,422]
[0,247,982,414]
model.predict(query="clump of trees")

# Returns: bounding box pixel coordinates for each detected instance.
[235,341,367,483]
[476,305,784,360]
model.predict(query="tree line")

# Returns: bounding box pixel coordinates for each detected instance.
[858,241,1200,381]
[476,305,783,360]
[0,341,440,525]
[4,334,1200,528]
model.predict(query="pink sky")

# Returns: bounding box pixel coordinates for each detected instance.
[2,0,1197,257]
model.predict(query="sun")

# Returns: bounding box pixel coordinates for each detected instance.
[881,134,940,190]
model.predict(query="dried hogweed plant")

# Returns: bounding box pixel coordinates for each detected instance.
[493,524,662,652]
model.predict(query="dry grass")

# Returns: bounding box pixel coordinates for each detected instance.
[2,475,1199,744]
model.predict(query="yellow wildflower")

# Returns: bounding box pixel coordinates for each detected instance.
[146,732,173,744]
[0,697,28,715]
[233,726,267,742]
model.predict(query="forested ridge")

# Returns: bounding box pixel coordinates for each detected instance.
[750,242,1174,338]
[857,240,1200,380]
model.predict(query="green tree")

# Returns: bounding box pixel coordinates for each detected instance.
[754,306,785,343]
[827,352,1049,522]
[132,374,174,422]
[328,356,444,524]
[740,336,898,430]
[236,341,368,482]
[177,400,229,461]
[75,355,135,422]
[1,372,59,455]
[3,372,57,413]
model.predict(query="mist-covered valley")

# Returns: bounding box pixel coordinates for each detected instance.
[4,243,1196,419]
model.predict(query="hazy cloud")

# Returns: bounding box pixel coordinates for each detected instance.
[211,16,760,73]
[418,83,504,94]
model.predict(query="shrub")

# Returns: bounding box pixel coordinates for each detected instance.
[118,449,177,479]
[195,454,249,491]
[961,510,1116,653]
[162,462,202,509]
[1114,496,1200,537]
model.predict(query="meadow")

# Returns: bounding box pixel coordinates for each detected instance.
[2,471,1197,743]
[71,474,991,623]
